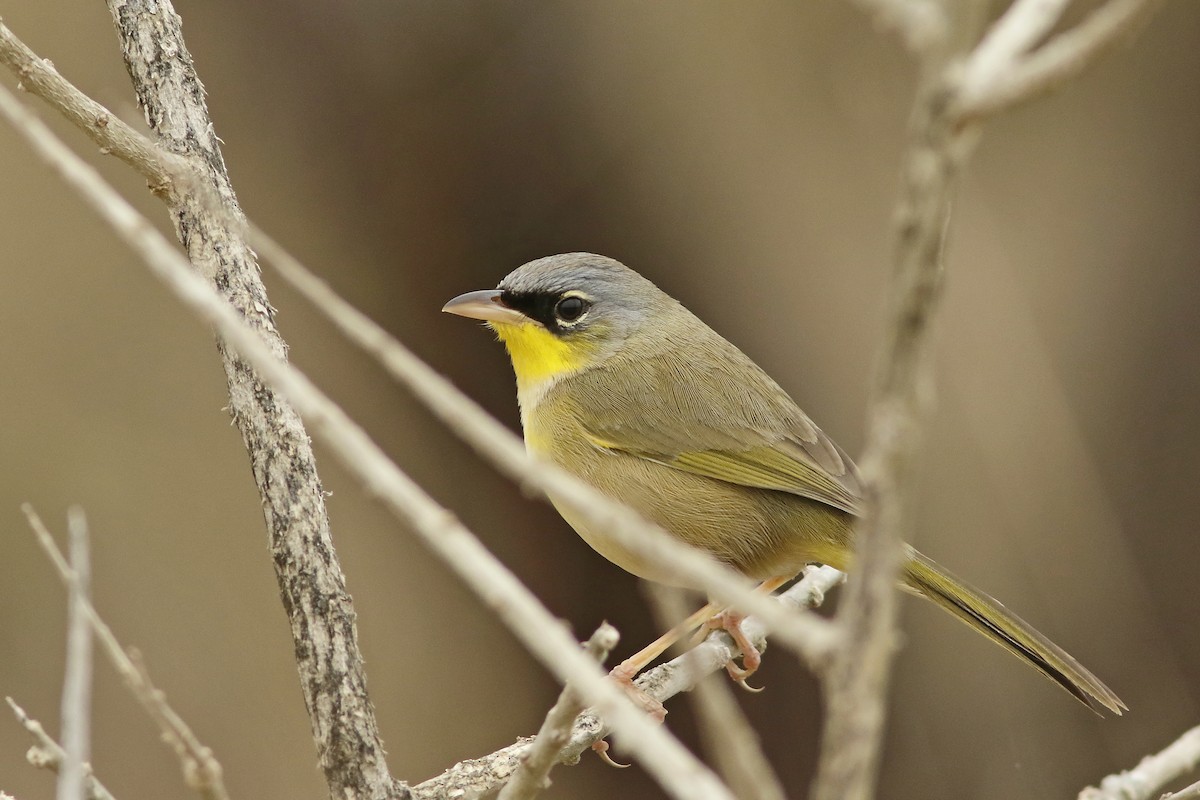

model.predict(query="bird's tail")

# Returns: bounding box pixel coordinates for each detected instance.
[903,549,1125,714]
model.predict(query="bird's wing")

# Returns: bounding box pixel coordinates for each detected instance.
[575,325,866,516]
[606,438,866,516]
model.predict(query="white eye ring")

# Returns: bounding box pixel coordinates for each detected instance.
[554,293,591,325]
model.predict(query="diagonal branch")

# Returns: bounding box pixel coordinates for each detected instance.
[497,624,620,800]
[1079,725,1200,800]
[0,19,183,188]
[0,79,734,800]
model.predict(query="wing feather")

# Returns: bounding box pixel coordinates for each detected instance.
[570,303,865,516]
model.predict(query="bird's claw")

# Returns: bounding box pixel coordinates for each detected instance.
[592,739,630,768]
[723,655,765,691]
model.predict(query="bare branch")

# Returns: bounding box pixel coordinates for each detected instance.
[813,0,1164,794]
[0,19,185,189]
[414,566,845,800]
[644,584,786,800]
[6,698,116,800]
[57,508,93,800]
[22,506,230,800]
[957,0,1165,119]
[960,0,1071,93]
[1079,726,1200,800]
[497,624,620,800]
[0,82,733,800]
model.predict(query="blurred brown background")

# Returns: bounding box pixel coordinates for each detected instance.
[2,2,1199,798]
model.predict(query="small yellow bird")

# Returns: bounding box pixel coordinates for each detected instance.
[444,252,1123,713]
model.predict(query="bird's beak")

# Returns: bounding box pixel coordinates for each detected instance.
[442,289,529,325]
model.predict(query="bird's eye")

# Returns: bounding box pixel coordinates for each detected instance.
[554,295,589,323]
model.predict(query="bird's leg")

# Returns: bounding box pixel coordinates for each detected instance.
[706,574,791,691]
[609,600,718,684]
[602,602,716,730]
[710,609,764,691]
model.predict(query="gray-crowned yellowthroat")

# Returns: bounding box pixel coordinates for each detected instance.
[444,252,1123,714]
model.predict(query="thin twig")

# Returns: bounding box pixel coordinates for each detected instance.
[57,508,93,800]
[497,624,620,800]
[0,82,734,800]
[6,698,116,800]
[1078,726,1200,800]
[956,0,1165,119]
[1167,779,1200,800]
[22,506,231,800]
[413,566,845,800]
[960,0,1072,97]
[0,19,185,190]
[644,584,786,800]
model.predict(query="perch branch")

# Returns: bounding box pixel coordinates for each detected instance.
[644,583,786,800]
[497,624,620,800]
[414,566,845,800]
[23,506,230,800]
[0,81,734,800]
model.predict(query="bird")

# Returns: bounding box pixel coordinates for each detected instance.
[443,252,1124,714]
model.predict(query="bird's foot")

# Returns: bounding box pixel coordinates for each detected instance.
[591,666,666,769]
[609,661,668,721]
[708,610,765,692]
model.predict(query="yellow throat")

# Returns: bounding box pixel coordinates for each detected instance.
[489,321,590,406]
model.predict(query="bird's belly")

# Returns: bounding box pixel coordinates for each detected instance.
[545,491,695,586]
